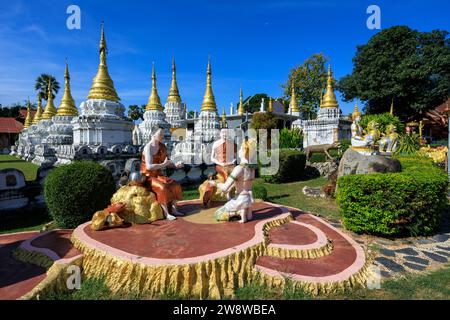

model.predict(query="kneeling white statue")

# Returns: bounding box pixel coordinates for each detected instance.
[211,139,256,223]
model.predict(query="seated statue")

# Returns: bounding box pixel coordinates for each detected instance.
[351,114,364,141]
[199,129,237,205]
[351,120,381,149]
[379,124,399,153]
[141,126,184,221]
[210,139,256,223]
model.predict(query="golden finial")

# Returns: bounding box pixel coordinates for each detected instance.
[352,101,361,120]
[57,62,78,116]
[390,98,394,115]
[238,87,245,115]
[32,96,43,125]
[24,99,33,128]
[42,79,57,120]
[167,57,181,103]
[268,97,273,113]
[145,62,163,111]
[289,78,300,113]
[320,65,338,109]
[87,23,120,102]
[200,57,217,112]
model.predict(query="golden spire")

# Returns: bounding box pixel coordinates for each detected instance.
[238,87,245,115]
[32,96,43,125]
[87,23,120,102]
[24,99,33,128]
[57,62,78,116]
[200,57,217,112]
[167,57,181,103]
[145,62,163,111]
[221,106,226,120]
[42,79,57,120]
[289,79,300,113]
[268,98,273,113]
[390,98,394,115]
[352,101,361,120]
[320,65,338,109]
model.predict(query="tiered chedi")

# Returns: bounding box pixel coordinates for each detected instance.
[72,24,134,157]
[297,65,351,148]
[164,58,187,130]
[136,62,171,145]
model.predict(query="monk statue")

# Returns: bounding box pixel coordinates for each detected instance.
[379,124,399,153]
[199,129,237,206]
[141,126,184,221]
[210,139,256,223]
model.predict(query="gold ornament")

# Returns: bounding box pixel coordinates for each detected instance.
[320,65,338,109]
[167,57,181,103]
[238,87,245,115]
[32,97,43,124]
[145,62,163,111]
[200,57,217,112]
[87,23,120,102]
[24,99,33,128]
[41,79,57,120]
[57,62,78,116]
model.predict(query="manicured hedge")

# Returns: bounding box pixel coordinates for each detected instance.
[336,157,448,236]
[252,183,268,201]
[44,161,116,228]
[261,149,306,183]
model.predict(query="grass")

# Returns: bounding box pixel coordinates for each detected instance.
[0,154,39,181]
[41,264,450,300]
[260,177,341,221]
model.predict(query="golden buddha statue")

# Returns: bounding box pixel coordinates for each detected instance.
[379,123,399,153]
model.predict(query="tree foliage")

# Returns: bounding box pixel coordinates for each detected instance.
[283,53,329,119]
[127,104,145,121]
[34,74,60,101]
[338,26,450,120]
[360,113,405,134]
[236,93,272,114]
[250,112,277,130]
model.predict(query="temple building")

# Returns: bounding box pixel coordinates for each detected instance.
[71,24,134,157]
[293,65,351,147]
[193,58,221,143]
[136,63,171,146]
[164,58,187,130]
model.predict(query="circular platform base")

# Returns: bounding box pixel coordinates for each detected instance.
[71,200,369,298]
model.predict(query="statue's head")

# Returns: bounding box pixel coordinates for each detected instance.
[220,128,229,140]
[151,126,165,143]
[367,121,379,130]
[386,123,396,133]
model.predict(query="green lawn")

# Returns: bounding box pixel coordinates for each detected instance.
[0,154,39,181]
[41,264,450,300]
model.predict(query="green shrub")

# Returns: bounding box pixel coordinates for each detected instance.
[395,133,421,155]
[252,183,268,201]
[261,149,306,183]
[336,158,448,236]
[44,161,116,228]
[360,113,404,133]
[280,128,303,149]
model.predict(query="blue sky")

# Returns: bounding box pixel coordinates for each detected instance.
[0,0,449,116]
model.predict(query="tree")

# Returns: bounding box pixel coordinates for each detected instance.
[187,110,196,118]
[250,112,277,130]
[283,53,329,120]
[128,104,145,120]
[236,93,272,114]
[338,26,450,120]
[35,74,60,101]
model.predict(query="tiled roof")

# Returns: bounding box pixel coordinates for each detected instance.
[0,117,24,133]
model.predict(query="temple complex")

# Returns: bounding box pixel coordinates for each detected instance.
[294,65,351,147]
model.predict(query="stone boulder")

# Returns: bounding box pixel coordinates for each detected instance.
[337,148,402,178]
[306,160,339,179]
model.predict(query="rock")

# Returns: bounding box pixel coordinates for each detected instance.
[404,256,429,265]
[404,262,427,271]
[435,251,450,257]
[375,257,405,273]
[395,248,418,256]
[337,148,402,178]
[379,248,396,257]
[306,160,339,179]
[302,186,327,198]
[421,251,448,263]
[436,245,450,251]
[432,234,450,243]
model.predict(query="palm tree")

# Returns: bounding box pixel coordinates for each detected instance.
[34,74,60,101]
